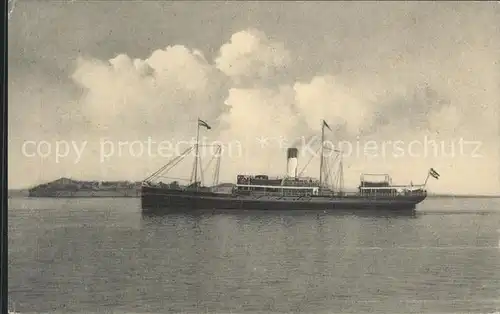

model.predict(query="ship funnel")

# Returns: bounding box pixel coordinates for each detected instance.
[286,148,299,178]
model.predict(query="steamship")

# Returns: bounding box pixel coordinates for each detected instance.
[141,119,436,213]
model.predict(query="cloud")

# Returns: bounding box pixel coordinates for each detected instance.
[294,75,373,135]
[428,105,461,136]
[215,29,291,85]
[72,46,229,137]
[38,27,500,146]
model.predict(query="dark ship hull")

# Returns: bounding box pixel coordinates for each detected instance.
[141,186,426,213]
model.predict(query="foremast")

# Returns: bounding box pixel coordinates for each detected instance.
[192,118,202,188]
[190,118,217,190]
[143,118,221,189]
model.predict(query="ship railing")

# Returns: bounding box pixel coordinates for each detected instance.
[266,176,284,180]
[285,182,319,187]
[231,188,427,198]
[328,190,427,198]
[235,183,320,196]
[238,175,283,180]
[359,184,426,190]
[358,185,427,197]
[235,189,318,198]
[235,184,319,190]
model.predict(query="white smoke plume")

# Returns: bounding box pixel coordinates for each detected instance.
[10,27,500,194]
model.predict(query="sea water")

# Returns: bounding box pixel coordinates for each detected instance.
[7,197,500,313]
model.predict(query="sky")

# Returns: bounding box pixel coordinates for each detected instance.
[8,1,500,195]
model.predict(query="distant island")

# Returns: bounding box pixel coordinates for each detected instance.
[16,177,142,198]
[7,178,500,199]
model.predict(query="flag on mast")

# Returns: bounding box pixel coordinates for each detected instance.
[429,168,440,180]
[198,119,211,130]
[323,120,332,131]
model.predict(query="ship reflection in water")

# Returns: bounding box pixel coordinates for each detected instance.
[141,207,419,219]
